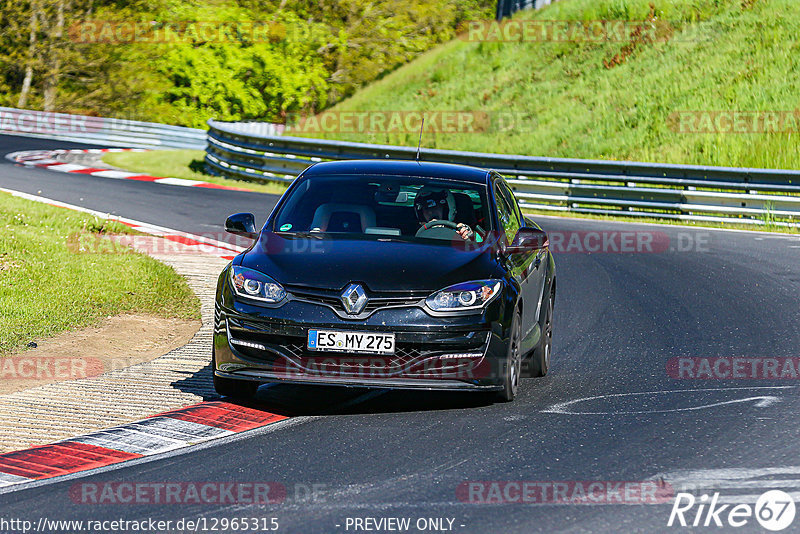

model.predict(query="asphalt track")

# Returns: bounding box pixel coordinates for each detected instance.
[2,133,800,533]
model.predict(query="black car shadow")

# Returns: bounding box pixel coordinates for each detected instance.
[171,363,496,417]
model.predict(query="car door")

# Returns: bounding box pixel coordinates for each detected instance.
[498,176,548,341]
[493,177,539,341]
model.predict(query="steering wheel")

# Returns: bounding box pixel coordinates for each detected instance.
[416,219,463,240]
[419,219,460,231]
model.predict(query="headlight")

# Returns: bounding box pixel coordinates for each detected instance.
[425,280,502,312]
[230,266,286,303]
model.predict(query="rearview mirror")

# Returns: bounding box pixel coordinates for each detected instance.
[225,212,258,239]
[504,227,548,254]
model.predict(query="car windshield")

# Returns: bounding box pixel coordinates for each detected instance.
[272,174,492,243]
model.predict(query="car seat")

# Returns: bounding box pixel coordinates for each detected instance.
[311,203,377,232]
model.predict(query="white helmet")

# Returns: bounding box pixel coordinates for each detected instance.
[414,186,456,223]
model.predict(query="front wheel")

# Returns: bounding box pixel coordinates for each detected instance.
[496,311,522,402]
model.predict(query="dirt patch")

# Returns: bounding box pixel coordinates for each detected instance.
[0,313,200,395]
[0,252,20,272]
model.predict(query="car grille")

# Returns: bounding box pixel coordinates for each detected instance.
[273,343,478,378]
[282,342,423,363]
[285,285,426,316]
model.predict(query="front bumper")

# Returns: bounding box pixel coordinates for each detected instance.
[213,370,503,391]
[213,273,513,391]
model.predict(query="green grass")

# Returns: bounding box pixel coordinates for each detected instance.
[101,150,289,195]
[312,0,800,170]
[0,193,200,354]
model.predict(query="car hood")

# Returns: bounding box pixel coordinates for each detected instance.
[240,233,499,292]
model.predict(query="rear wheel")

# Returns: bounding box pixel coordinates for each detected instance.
[496,311,522,402]
[529,289,553,378]
[212,348,259,400]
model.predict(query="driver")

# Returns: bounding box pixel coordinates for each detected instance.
[414,186,475,240]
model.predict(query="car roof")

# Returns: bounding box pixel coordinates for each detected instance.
[301,159,492,185]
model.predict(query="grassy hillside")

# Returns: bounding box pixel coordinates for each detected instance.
[314,0,800,169]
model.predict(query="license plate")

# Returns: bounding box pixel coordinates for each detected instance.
[307,330,395,355]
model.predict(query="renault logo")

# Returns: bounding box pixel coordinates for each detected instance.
[341,283,368,315]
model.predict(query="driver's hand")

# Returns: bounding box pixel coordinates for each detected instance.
[456,223,474,240]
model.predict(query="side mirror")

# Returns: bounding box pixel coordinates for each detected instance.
[504,227,548,254]
[224,213,258,239]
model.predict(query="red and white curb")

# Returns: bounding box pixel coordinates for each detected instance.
[0,187,280,490]
[114,221,245,261]
[5,148,250,191]
[0,402,286,489]
[0,187,247,261]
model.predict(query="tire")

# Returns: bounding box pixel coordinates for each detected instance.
[496,311,522,402]
[529,288,553,378]
[212,348,259,400]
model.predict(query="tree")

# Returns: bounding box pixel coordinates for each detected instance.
[0,0,494,123]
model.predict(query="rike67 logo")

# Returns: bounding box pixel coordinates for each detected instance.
[668,490,796,531]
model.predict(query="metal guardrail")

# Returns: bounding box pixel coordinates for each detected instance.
[214,121,285,138]
[206,119,800,227]
[496,0,559,20]
[0,107,206,150]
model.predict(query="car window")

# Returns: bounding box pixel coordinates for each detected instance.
[272,174,492,243]
[494,182,521,244]
[500,181,524,224]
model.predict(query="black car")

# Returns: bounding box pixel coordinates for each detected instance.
[213,160,555,402]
